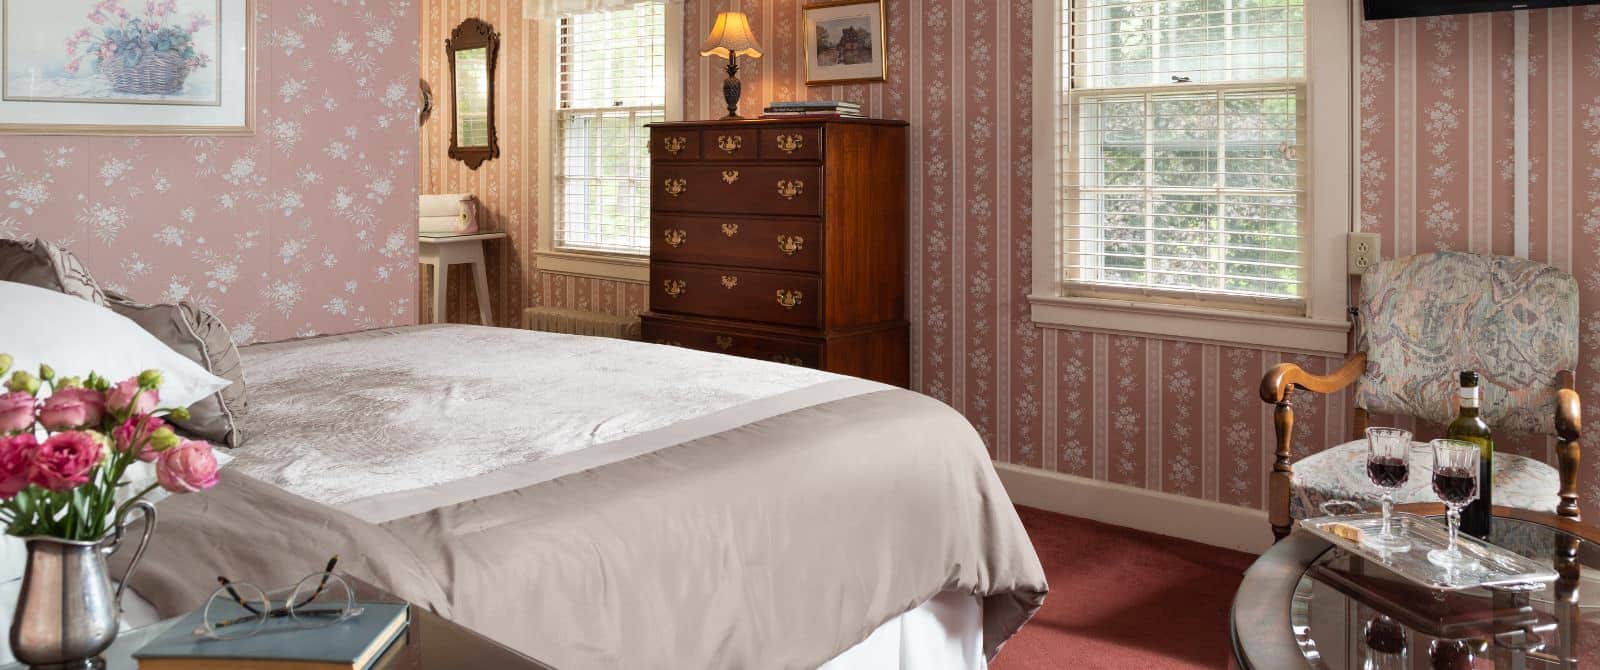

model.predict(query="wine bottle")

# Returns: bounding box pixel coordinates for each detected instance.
[1449,371,1494,539]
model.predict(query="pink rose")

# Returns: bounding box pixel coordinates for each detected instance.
[0,392,34,434]
[29,431,102,492]
[156,441,218,494]
[64,59,81,74]
[106,378,157,416]
[113,414,166,462]
[0,434,36,499]
[38,388,106,431]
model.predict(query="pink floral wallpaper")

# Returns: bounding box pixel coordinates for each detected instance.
[3,0,421,345]
[679,2,1600,518]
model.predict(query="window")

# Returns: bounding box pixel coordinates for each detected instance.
[1067,0,1305,306]
[553,2,666,256]
[1031,0,1352,353]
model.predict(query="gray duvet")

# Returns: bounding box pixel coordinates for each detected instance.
[113,327,1047,669]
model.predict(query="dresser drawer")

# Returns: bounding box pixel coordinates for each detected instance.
[652,215,821,273]
[651,263,820,328]
[701,128,758,160]
[643,318,822,368]
[650,128,699,161]
[652,165,822,217]
[759,127,823,161]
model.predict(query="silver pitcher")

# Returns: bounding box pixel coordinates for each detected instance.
[9,501,156,670]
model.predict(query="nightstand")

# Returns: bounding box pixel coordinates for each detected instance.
[0,577,555,670]
[419,232,506,325]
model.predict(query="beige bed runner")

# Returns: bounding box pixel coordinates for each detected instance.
[115,389,1047,669]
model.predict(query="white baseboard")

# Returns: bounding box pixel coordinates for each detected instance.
[993,462,1271,555]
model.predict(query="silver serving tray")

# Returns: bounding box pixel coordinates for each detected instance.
[1300,512,1559,591]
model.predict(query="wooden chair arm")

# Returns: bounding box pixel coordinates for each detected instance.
[1557,369,1581,442]
[1260,352,1367,404]
[1555,369,1581,521]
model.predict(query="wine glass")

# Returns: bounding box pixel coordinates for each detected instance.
[1364,427,1414,552]
[1429,439,1481,571]
[1362,614,1408,669]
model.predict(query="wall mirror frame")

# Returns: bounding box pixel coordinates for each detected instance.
[447,18,501,170]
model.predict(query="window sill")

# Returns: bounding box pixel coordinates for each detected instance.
[536,249,649,282]
[1028,294,1350,355]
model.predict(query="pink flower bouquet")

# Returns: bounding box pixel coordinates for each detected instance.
[0,354,219,541]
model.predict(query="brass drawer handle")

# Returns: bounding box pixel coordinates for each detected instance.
[721,223,739,237]
[721,170,740,184]
[772,354,805,366]
[776,180,804,200]
[663,279,686,298]
[662,136,688,155]
[777,235,805,256]
[663,178,687,197]
[716,335,734,350]
[716,135,743,153]
[775,289,803,309]
[663,228,687,248]
[776,133,803,154]
[720,275,739,289]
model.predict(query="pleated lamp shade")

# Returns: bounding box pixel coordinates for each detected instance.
[700,11,763,59]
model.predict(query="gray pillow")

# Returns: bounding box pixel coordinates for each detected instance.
[106,294,248,447]
[0,239,106,305]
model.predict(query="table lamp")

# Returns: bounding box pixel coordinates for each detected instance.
[700,12,763,119]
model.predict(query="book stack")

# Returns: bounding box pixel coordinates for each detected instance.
[134,602,410,670]
[761,100,864,119]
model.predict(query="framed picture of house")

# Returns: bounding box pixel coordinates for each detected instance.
[0,0,253,135]
[801,0,886,86]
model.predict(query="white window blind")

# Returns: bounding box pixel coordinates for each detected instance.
[1061,0,1306,306]
[555,1,665,255]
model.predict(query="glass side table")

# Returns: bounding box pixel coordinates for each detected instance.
[1233,504,1600,669]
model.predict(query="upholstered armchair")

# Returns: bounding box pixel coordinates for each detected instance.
[1259,251,1582,543]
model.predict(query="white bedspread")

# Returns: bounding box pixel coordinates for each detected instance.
[229,326,884,517]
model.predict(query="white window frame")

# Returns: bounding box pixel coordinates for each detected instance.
[536,1,683,283]
[1029,0,1354,354]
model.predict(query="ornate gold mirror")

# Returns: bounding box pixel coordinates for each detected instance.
[447,18,500,170]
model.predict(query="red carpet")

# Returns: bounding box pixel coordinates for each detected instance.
[990,506,1257,670]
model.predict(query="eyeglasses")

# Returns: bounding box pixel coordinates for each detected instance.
[194,556,364,639]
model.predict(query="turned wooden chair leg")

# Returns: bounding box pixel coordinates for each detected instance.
[1269,386,1296,543]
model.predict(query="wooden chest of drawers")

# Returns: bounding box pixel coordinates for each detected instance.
[641,118,909,386]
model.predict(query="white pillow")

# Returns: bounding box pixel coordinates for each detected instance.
[1,281,229,410]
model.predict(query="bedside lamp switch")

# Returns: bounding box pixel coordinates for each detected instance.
[1347,232,1381,275]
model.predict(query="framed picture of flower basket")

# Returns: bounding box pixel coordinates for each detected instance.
[801,0,886,86]
[0,0,253,135]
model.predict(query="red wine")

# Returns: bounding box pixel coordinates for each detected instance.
[1366,456,1410,488]
[1364,617,1406,654]
[1433,466,1478,505]
[1431,639,1476,670]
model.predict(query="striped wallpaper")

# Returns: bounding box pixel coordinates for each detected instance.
[419,2,1600,517]
[419,0,647,326]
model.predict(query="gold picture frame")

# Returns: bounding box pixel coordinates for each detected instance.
[0,0,255,136]
[802,0,887,86]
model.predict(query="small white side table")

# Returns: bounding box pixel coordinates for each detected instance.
[419,232,506,325]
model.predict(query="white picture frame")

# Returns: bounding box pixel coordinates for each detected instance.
[0,0,253,135]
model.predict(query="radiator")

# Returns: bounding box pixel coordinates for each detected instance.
[522,306,641,340]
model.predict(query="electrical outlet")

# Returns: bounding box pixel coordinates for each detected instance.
[1348,232,1381,275]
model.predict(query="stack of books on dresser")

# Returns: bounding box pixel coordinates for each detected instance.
[760,100,863,119]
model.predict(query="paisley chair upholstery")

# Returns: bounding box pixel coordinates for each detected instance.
[1260,251,1582,543]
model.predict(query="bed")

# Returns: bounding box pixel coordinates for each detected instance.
[110,325,1048,669]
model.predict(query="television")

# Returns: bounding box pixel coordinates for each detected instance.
[1364,0,1600,19]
